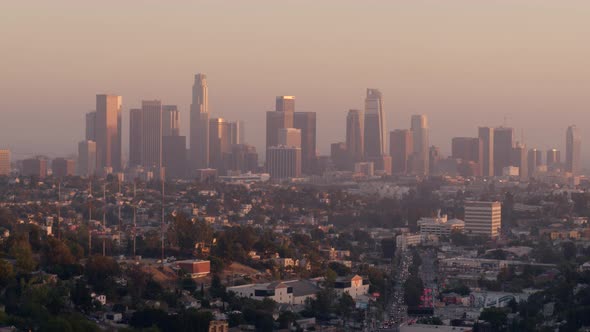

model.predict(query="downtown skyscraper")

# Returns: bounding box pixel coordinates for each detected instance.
[140,100,163,170]
[411,114,429,175]
[190,73,209,170]
[493,127,514,176]
[363,89,386,159]
[209,117,231,171]
[478,127,494,177]
[293,111,316,174]
[129,108,142,167]
[346,109,364,164]
[95,94,122,173]
[266,96,294,159]
[390,129,412,174]
[566,125,582,175]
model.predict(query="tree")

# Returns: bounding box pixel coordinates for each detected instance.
[209,274,226,299]
[10,238,36,273]
[562,242,577,261]
[417,317,443,325]
[337,293,355,325]
[278,311,298,329]
[328,262,351,277]
[404,276,424,307]
[84,255,120,292]
[479,307,507,331]
[0,259,15,288]
[71,280,92,310]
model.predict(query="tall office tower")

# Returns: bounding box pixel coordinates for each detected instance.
[190,73,209,169]
[451,137,483,176]
[276,96,295,113]
[429,146,441,175]
[223,144,259,174]
[364,89,386,158]
[85,111,96,141]
[293,112,317,174]
[546,148,561,169]
[510,142,528,179]
[527,148,543,177]
[493,127,514,176]
[163,136,186,179]
[346,109,364,163]
[78,140,96,177]
[368,155,392,176]
[0,150,10,176]
[95,94,122,173]
[464,201,502,238]
[266,97,294,167]
[278,128,302,148]
[162,105,180,137]
[209,118,231,171]
[331,142,348,170]
[390,129,413,174]
[22,157,47,178]
[238,120,246,144]
[129,108,142,167]
[566,125,582,175]
[140,100,163,169]
[52,158,75,177]
[228,121,241,145]
[267,146,301,180]
[478,127,494,177]
[410,114,429,175]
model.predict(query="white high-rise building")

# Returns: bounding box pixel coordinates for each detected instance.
[464,201,502,238]
[411,114,429,176]
[190,73,209,169]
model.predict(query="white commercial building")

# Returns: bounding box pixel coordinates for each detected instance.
[418,213,465,236]
[396,233,422,250]
[464,201,502,238]
[334,275,370,299]
[227,280,320,305]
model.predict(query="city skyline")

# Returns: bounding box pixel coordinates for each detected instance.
[2,1,590,165]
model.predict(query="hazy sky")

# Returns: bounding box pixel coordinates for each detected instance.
[1,1,589,164]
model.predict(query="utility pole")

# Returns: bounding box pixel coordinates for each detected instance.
[118,178,122,250]
[103,183,106,256]
[57,181,61,240]
[133,182,137,259]
[88,180,92,256]
[161,178,165,266]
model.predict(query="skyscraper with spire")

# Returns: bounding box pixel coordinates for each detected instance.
[363,89,385,159]
[190,73,209,170]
